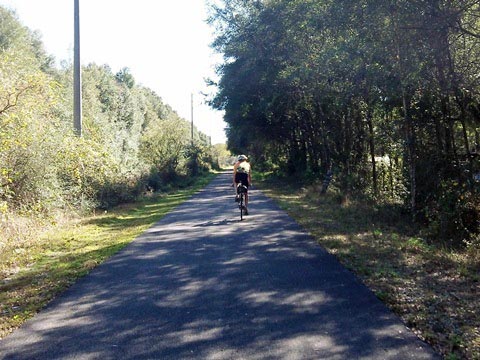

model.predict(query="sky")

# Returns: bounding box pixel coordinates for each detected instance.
[0,0,227,144]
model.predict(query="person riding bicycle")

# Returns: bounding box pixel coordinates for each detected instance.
[233,154,252,215]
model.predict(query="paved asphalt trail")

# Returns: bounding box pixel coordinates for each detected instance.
[0,172,438,359]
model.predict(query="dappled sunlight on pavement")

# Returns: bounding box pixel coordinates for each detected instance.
[0,172,439,359]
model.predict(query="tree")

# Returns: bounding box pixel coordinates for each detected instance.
[115,67,135,89]
[209,0,480,243]
[1,4,219,213]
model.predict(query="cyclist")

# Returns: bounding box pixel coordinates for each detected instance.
[233,154,252,215]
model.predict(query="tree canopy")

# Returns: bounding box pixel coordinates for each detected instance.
[209,0,480,244]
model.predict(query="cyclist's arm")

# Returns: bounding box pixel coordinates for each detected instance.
[233,162,238,184]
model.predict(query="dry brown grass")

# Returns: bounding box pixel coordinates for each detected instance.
[258,177,479,360]
[1,214,52,279]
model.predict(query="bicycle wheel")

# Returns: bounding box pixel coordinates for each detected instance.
[239,193,244,221]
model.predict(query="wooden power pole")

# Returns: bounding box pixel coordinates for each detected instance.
[73,0,82,136]
[191,93,194,143]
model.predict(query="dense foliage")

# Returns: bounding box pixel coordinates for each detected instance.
[0,6,217,217]
[209,0,480,245]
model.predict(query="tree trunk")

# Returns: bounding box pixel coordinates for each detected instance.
[342,108,353,192]
[366,107,378,196]
[403,92,417,217]
[391,3,417,218]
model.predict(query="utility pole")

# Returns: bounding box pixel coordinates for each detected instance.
[190,93,194,143]
[73,0,82,136]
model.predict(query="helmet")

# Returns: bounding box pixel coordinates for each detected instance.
[237,155,248,161]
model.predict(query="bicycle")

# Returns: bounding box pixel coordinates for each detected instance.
[236,183,248,221]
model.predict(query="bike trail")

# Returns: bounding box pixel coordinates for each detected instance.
[0,172,439,359]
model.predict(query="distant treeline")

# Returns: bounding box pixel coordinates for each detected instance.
[209,0,480,245]
[0,5,224,216]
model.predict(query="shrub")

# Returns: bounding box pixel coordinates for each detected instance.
[425,180,479,247]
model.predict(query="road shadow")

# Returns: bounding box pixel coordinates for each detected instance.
[0,173,439,359]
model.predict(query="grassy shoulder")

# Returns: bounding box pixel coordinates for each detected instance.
[255,173,479,360]
[0,173,215,339]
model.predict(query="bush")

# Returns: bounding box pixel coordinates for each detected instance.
[425,180,479,247]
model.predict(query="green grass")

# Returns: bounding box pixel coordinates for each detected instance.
[0,173,215,339]
[254,173,479,360]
